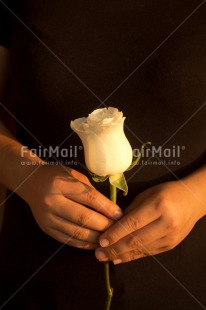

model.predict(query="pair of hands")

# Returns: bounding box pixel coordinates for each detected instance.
[21,165,206,264]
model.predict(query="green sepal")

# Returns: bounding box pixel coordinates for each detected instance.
[91,174,109,183]
[109,173,128,196]
[126,141,151,171]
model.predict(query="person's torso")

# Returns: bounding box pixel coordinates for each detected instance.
[6,0,206,186]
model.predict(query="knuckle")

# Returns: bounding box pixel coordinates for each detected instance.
[78,212,90,226]
[128,235,144,249]
[122,249,144,263]
[74,170,90,184]
[73,228,86,240]
[156,198,179,232]
[154,194,170,213]
[161,235,179,251]
[132,250,148,260]
[132,249,144,258]
[77,175,90,186]
[50,175,62,191]
[107,247,119,260]
[125,215,138,231]
[86,188,97,203]
[82,175,90,184]
[70,169,89,183]
[43,195,53,208]
[99,219,113,232]
[166,217,179,231]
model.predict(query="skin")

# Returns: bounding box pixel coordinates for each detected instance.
[95,169,206,264]
[0,131,123,250]
[20,163,123,249]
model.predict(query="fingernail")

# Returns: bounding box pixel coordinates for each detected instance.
[114,210,123,220]
[100,239,110,247]
[113,259,122,265]
[96,250,107,261]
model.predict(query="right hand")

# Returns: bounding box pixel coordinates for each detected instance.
[19,164,123,249]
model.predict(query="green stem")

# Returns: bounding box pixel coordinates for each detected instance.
[110,183,117,204]
[104,262,113,310]
[104,184,116,310]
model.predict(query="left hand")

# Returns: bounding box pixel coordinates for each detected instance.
[95,176,206,264]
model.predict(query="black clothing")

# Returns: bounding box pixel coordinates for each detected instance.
[1,1,206,309]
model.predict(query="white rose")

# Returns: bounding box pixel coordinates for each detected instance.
[71,107,133,177]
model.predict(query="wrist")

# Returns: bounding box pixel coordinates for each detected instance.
[0,136,45,196]
[182,166,206,218]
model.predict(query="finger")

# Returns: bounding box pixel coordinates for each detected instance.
[113,244,164,265]
[99,202,161,247]
[62,180,123,220]
[52,214,101,243]
[53,197,114,232]
[113,249,150,264]
[67,168,94,187]
[112,234,181,264]
[112,241,166,264]
[49,227,98,250]
[95,218,165,261]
